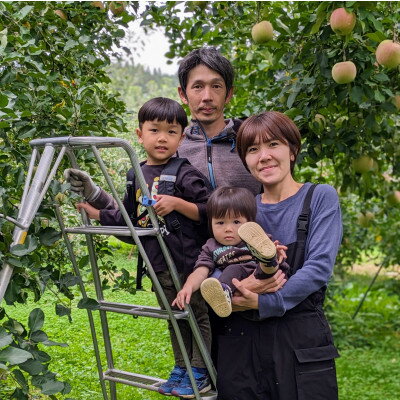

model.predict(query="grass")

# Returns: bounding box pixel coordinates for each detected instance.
[2,241,400,400]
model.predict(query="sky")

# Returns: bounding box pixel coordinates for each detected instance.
[122,14,180,76]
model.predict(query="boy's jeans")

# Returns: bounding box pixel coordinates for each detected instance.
[154,270,211,368]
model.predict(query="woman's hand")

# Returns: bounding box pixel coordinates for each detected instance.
[231,278,259,310]
[76,202,100,220]
[274,240,288,264]
[239,270,287,294]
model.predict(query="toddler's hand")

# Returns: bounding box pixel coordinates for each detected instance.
[172,286,193,310]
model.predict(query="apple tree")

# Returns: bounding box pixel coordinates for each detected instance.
[0,1,137,397]
[141,1,400,271]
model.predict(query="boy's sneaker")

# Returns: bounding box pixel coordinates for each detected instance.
[200,278,232,318]
[171,367,211,398]
[238,222,278,274]
[158,365,186,396]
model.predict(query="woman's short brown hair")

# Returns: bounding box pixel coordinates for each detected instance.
[207,186,256,233]
[237,111,302,173]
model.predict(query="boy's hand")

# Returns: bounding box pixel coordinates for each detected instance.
[172,286,193,310]
[64,168,99,201]
[274,240,288,264]
[76,202,100,220]
[153,195,178,216]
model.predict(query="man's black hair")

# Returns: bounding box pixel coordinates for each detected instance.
[138,97,188,130]
[178,47,234,98]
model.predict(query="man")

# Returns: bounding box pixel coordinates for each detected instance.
[176,47,261,195]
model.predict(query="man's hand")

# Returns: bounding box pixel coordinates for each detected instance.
[231,278,259,310]
[239,270,287,294]
[153,194,178,217]
[76,202,100,220]
[64,168,99,201]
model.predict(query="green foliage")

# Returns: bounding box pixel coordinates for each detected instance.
[0,1,138,396]
[141,0,400,269]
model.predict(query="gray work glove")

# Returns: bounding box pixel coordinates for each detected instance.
[64,168,100,201]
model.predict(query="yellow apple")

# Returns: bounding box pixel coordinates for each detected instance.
[352,155,374,173]
[387,191,400,206]
[332,61,357,84]
[54,9,67,20]
[393,95,400,110]
[109,1,126,15]
[91,2,105,9]
[330,8,356,35]
[251,21,273,44]
[357,211,374,228]
[376,40,400,69]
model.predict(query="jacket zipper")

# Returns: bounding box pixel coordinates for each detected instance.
[206,138,216,189]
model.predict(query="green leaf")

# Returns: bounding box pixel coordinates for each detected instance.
[10,236,38,256]
[0,93,8,108]
[19,359,45,375]
[42,339,68,347]
[77,298,100,310]
[0,28,7,53]
[0,362,7,370]
[30,330,48,343]
[28,308,44,332]
[12,369,28,391]
[350,86,364,104]
[55,304,71,317]
[15,5,33,20]
[0,347,33,365]
[0,327,13,348]
[41,380,65,395]
[38,227,61,246]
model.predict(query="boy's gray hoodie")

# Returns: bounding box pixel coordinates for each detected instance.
[177,119,261,195]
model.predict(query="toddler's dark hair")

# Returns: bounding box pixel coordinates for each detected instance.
[138,97,188,130]
[207,186,256,231]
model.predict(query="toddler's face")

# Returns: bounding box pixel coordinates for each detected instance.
[211,213,248,246]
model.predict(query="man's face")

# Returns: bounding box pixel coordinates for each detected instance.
[178,64,233,127]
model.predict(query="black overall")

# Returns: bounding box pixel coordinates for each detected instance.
[216,185,340,400]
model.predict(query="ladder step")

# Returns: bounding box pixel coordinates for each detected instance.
[99,301,189,320]
[103,369,218,399]
[64,225,158,236]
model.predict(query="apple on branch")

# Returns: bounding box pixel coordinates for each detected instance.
[330,8,356,35]
[332,61,357,84]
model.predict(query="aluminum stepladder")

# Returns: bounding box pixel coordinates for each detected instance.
[0,136,217,400]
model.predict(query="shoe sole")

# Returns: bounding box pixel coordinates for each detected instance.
[238,222,277,266]
[200,278,232,318]
[173,384,212,399]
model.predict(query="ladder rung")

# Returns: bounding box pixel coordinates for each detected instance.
[103,369,218,399]
[99,301,189,320]
[64,225,158,236]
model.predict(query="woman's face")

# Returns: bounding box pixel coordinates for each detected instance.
[245,135,293,187]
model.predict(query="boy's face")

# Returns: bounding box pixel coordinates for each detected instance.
[178,64,233,127]
[212,213,248,246]
[136,120,184,165]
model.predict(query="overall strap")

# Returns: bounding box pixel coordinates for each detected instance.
[291,184,318,275]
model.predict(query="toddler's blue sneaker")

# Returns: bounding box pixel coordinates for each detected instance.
[171,367,211,398]
[158,365,186,396]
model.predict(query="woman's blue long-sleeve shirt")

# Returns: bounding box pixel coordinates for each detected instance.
[256,183,343,319]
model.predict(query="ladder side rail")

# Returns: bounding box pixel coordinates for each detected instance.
[1,145,63,303]
[90,146,204,400]
[30,136,131,149]
[66,148,117,400]
[53,202,110,400]
[19,147,38,211]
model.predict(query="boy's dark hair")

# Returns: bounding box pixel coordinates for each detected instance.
[138,97,188,130]
[237,111,302,174]
[207,186,256,231]
[178,47,234,98]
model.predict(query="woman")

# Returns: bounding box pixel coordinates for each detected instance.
[216,111,342,400]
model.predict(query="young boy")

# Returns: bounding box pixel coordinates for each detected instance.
[66,97,212,398]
